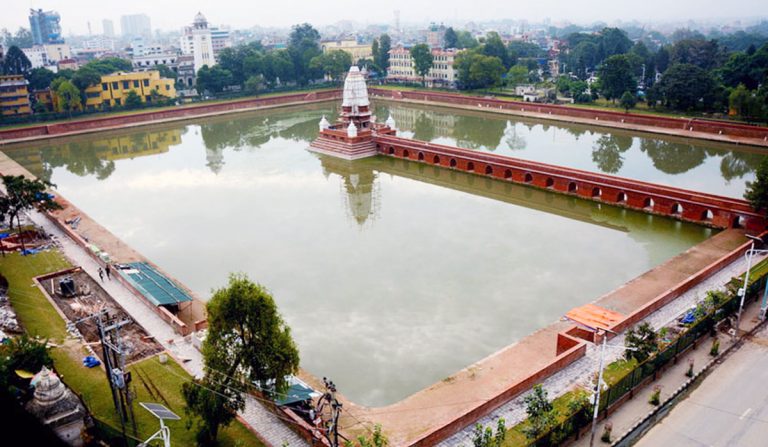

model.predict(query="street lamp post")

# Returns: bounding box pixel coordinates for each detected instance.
[736,235,768,335]
[588,328,638,447]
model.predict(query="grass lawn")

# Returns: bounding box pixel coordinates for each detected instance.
[501,388,589,447]
[602,358,638,386]
[0,249,264,446]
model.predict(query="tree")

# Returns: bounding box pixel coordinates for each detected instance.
[624,322,659,362]
[669,38,723,70]
[0,175,61,252]
[745,158,768,214]
[244,75,264,94]
[183,273,299,445]
[523,384,556,439]
[482,32,511,68]
[155,64,178,80]
[597,54,636,101]
[456,31,479,49]
[729,84,764,119]
[656,63,717,111]
[52,79,81,113]
[196,65,234,93]
[71,67,102,92]
[26,67,56,91]
[288,23,322,85]
[371,38,380,69]
[471,419,506,447]
[2,27,33,48]
[2,46,31,76]
[410,44,433,86]
[599,27,633,58]
[377,34,392,74]
[310,50,353,82]
[0,334,52,392]
[455,52,505,90]
[444,27,458,49]
[344,424,388,447]
[82,57,133,75]
[507,65,529,86]
[620,91,637,112]
[124,90,142,109]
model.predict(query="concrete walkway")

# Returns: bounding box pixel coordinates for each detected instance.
[22,208,308,447]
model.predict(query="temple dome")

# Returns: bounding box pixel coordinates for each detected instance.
[342,66,370,109]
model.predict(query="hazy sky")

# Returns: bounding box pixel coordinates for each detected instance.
[4,0,767,35]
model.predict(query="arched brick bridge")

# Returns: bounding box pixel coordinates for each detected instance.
[373,134,767,231]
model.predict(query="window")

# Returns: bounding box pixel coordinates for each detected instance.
[102,83,108,91]
[165,85,170,90]
[122,81,129,89]
[114,98,121,105]
[143,80,149,87]
[112,82,118,89]
[133,80,139,88]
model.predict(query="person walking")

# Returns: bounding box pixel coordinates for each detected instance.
[98,267,104,282]
[105,264,111,280]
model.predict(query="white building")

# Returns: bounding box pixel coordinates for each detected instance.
[180,12,215,74]
[132,52,179,72]
[387,47,460,88]
[22,46,49,69]
[210,26,233,58]
[83,37,115,51]
[22,44,70,69]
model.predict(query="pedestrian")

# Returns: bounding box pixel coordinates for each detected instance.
[98,267,104,282]
[105,264,111,280]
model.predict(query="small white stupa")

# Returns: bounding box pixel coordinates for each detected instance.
[319,115,330,131]
[385,114,397,130]
[347,121,358,138]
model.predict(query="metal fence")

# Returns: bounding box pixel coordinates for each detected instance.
[525,270,768,447]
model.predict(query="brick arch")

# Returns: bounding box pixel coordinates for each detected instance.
[545,177,555,188]
[433,155,440,164]
[568,182,578,193]
[643,197,655,209]
[467,162,475,172]
[617,192,627,203]
[524,173,533,183]
[701,209,714,221]
[403,149,410,158]
[672,203,684,215]
[592,187,602,198]
[504,169,513,179]
[733,215,745,228]
[389,146,395,154]
[485,165,493,175]
[450,158,457,168]
[418,152,425,161]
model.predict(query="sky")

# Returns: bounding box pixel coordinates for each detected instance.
[3,0,768,36]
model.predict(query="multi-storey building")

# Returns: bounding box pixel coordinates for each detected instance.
[180,13,215,73]
[84,71,175,109]
[0,75,32,116]
[29,9,64,45]
[387,47,460,88]
[426,23,446,48]
[210,26,233,58]
[132,52,179,72]
[102,19,115,37]
[120,14,152,39]
[320,38,373,61]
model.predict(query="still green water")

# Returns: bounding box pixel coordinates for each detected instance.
[4,100,761,406]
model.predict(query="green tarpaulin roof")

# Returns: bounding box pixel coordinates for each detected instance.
[274,382,316,406]
[119,262,192,307]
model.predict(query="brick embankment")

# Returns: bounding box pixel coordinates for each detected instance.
[0,89,342,145]
[368,88,768,148]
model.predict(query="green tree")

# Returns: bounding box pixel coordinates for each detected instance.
[656,63,717,111]
[745,158,768,213]
[123,90,142,109]
[456,31,479,49]
[371,38,380,69]
[620,90,637,112]
[444,27,458,49]
[410,44,434,86]
[0,334,52,392]
[507,64,529,86]
[482,32,511,68]
[598,54,637,101]
[2,46,31,75]
[244,74,264,94]
[2,27,33,48]
[26,67,56,91]
[155,64,178,80]
[669,38,723,70]
[288,23,322,85]
[624,322,659,362]
[196,65,235,93]
[52,79,82,113]
[71,67,102,92]
[471,418,506,447]
[310,50,353,82]
[377,34,392,73]
[523,384,556,439]
[82,57,133,75]
[456,53,505,90]
[0,175,61,251]
[729,84,763,119]
[344,424,388,447]
[183,273,299,445]
[600,27,633,58]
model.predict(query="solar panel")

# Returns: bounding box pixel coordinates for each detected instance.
[140,402,181,421]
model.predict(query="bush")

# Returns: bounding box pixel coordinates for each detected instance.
[710,338,720,356]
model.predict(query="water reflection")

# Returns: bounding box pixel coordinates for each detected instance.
[592,134,633,174]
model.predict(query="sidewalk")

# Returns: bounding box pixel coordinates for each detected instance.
[23,209,308,447]
[571,302,766,447]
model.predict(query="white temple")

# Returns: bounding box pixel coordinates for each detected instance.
[26,366,88,446]
[342,66,370,111]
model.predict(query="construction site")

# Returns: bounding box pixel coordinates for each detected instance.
[35,268,163,365]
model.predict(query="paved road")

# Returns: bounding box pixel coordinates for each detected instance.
[637,325,768,447]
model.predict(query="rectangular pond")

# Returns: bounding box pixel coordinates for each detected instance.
[4,100,760,406]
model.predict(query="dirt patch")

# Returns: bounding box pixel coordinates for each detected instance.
[37,269,162,364]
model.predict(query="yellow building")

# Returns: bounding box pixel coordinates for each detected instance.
[321,39,373,61]
[0,75,32,116]
[85,70,176,110]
